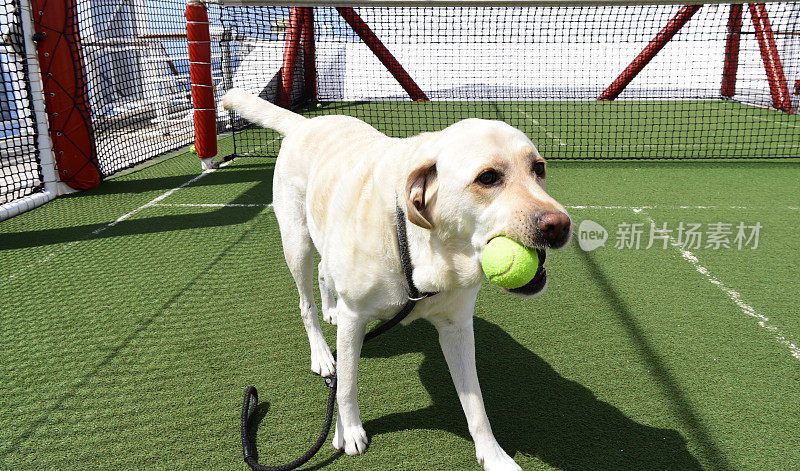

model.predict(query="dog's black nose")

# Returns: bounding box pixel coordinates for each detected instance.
[535,211,571,248]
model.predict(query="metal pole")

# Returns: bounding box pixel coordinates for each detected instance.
[720,3,743,98]
[748,2,793,112]
[302,7,318,101]
[599,4,701,101]
[336,7,429,101]
[277,7,304,108]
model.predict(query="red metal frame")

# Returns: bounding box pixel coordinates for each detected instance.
[599,4,701,101]
[603,2,792,113]
[748,3,792,112]
[186,2,217,159]
[276,8,304,108]
[336,7,429,101]
[720,4,743,98]
[302,8,318,101]
[32,0,101,190]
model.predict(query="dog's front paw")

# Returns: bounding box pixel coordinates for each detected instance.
[476,443,521,471]
[332,421,369,455]
[323,307,338,325]
[310,338,335,377]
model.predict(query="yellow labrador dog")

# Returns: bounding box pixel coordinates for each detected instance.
[223,88,571,471]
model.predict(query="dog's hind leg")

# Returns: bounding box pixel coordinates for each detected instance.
[318,262,338,325]
[273,187,335,377]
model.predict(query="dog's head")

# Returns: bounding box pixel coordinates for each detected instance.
[404,119,571,296]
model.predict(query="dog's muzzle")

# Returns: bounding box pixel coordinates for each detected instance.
[507,248,547,296]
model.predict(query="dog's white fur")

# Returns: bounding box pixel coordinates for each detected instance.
[223,89,570,470]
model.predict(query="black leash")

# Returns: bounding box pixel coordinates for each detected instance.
[241,204,437,471]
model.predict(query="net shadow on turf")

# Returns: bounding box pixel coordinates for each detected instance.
[358,318,704,470]
[0,163,275,251]
[575,248,732,470]
[1,226,257,458]
[66,166,273,197]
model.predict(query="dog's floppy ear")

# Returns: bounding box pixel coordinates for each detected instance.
[405,161,438,230]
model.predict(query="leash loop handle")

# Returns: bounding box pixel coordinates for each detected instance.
[242,386,259,462]
[242,380,337,471]
[240,303,417,471]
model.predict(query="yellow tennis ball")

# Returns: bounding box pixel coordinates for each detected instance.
[481,237,540,289]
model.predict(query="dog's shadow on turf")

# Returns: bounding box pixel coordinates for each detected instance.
[360,317,702,470]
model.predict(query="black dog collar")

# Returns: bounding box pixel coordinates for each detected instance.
[395,203,439,301]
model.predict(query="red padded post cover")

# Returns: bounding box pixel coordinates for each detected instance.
[186,2,217,159]
[31,0,101,190]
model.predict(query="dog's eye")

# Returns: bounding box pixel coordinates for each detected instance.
[476,170,501,186]
[533,161,545,178]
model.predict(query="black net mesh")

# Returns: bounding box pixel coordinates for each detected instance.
[1,0,43,204]
[3,0,230,208]
[2,2,800,211]
[220,3,800,160]
[76,0,225,176]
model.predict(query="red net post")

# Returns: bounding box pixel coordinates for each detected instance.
[336,7,428,102]
[599,4,701,101]
[721,4,743,98]
[186,1,217,161]
[31,0,101,190]
[302,7,318,101]
[748,3,793,113]
[276,8,304,108]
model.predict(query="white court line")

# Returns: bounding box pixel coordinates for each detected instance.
[637,210,800,362]
[151,203,272,208]
[91,160,234,235]
[150,203,797,212]
[6,160,233,281]
[566,143,800,149]
[751,116,800,129]
[566,204,800,211]
[156,203,781,211]
[518,109,567,147]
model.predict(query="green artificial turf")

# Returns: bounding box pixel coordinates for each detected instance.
[1,106,799,470]
[233,100,800,161]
